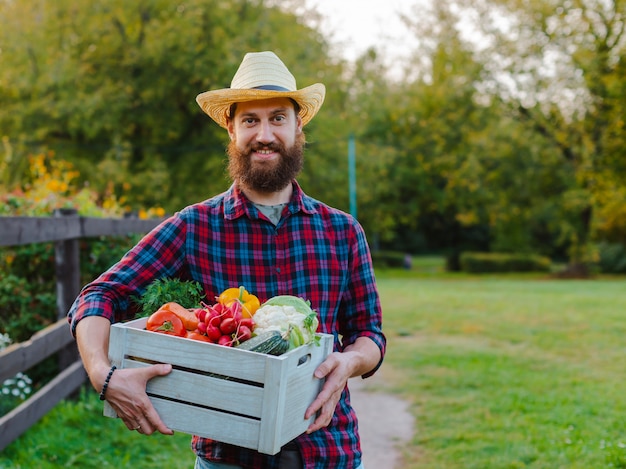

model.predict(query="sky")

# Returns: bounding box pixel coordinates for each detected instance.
[301,0,418,65]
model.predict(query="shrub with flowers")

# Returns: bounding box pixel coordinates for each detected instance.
[1,151,126,217]
[0,333,33,416]
[0,148,164,404]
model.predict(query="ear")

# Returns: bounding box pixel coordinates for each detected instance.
[296,114,303,135]
[227,119,236,141]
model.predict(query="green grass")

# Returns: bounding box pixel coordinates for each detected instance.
[0,388,195,468]
[376,271,626,468]
[2,262,626,468]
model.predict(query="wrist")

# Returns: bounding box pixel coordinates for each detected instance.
[99,365,117,400]
[89,362,114,393]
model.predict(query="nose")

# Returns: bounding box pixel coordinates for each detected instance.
[256,120,274,145]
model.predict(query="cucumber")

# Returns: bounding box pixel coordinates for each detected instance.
[235,330,290,355]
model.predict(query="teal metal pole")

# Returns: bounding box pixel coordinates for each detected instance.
[348,134,357,219]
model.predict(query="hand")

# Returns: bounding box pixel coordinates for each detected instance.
[103,363,174,435]
[304,352,352,433]
[304,336,382,433]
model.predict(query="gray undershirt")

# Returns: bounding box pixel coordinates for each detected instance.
[253,202,287,226]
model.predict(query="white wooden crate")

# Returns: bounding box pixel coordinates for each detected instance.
[103,317,333,455]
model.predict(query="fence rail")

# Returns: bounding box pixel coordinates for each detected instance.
[0,212,163,451]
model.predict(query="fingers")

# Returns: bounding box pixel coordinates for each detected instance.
[304,353,354,433]
[305,384,343,433]
[138,398,174,435]
[140,363,172,380]
[304,378,345,432]
[124,408,171,435]
[108,363,174,436]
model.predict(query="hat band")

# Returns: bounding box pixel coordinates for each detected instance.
[253,85,291,91]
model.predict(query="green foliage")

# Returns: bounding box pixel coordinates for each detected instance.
[0,235,140,341]
[2,0,626,268]
[459,251,552,273]
[133,277,205,316]
[0,371,33,417]
[0,273,56,417]
[0,0,337,213]
[0,272,57,343]
[0,388,195,468]
[371,250,412,269]
[80,235,143,284]
[0,152,148,390]
[596,242,626,274]
[0,333,34,417]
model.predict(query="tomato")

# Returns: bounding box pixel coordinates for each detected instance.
[146,310,186,337]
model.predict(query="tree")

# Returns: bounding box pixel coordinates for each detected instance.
[453,0,626,267]
[358,3,498,257]
[0,0,337,212]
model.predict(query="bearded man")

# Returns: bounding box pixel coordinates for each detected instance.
[68,51,385,469]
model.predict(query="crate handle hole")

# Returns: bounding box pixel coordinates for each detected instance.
[297,354,311,366]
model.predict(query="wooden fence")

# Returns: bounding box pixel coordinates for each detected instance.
[0,210,163,451]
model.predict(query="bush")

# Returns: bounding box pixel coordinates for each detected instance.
[459,252,552,273]
[0,272,57,342]
[596,242,626,274]
[80,235,142,284]
[371,250,412,269]
[0,333,33,416]
[0,150,156,395]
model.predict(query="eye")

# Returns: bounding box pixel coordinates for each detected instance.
[273,114,286,123]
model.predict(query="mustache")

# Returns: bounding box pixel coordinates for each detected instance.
[248,142,283,153]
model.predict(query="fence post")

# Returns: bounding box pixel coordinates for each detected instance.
[53,208,81,370]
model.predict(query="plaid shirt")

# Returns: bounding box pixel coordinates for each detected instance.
[68,181,385,469]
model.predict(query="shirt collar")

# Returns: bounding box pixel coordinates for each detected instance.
[223,181,317,221]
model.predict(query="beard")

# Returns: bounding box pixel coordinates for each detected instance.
[227,132,306,194]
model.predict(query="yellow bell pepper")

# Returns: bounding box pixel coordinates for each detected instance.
[218,286,260,319]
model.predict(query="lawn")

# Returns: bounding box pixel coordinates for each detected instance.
[376,266,626,468]
[2,262,625,468]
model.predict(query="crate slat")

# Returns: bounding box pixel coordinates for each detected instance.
[118,318,268,381]
[149,396,261,449]
[125,360,264,417]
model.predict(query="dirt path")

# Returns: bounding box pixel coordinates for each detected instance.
[349,366,415,468]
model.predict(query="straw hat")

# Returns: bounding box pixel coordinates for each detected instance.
[196,51,326,129]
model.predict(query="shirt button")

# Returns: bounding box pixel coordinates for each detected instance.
[276,267,281,273]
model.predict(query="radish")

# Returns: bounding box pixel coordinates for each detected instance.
[220,317,237,335]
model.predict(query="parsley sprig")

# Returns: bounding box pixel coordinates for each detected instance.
[134,277,205,317]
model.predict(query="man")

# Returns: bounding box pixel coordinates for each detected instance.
[68,51,385,469]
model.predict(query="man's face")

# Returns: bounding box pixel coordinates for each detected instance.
[226,97,305,194]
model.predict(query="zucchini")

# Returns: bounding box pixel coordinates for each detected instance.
[236,330,290,355]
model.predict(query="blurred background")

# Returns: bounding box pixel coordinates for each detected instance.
[2,2,626,467]
[1,0,625,274]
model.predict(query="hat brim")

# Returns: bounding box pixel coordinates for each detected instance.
[196,83,325,129]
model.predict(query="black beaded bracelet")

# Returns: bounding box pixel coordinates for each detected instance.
[99,365,117,401]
